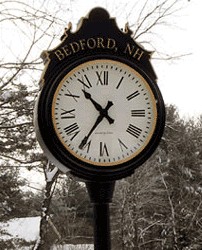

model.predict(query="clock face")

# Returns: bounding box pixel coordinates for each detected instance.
[51,59,157,167]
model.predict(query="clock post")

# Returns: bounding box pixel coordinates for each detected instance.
[86,181,115,250]
[34,7,165,250]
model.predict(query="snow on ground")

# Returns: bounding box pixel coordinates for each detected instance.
[0,216,40,241]
[0,217,93,249]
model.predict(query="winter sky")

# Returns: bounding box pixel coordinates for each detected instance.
[67,0,202,119]
[1,0,201,119]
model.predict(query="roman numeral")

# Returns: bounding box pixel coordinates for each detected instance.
[126,90,140,101]
[126,124,142,138]
[131,109,145,117]
[77,75,92,89]
[100,142,109,157]
[65,89,80,102]
[64,123,80,140]
[61,108,75,119]
[118,138,128,152]
[96,71,108,85]
[116,76,124,89]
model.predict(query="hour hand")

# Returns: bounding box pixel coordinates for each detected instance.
[82,90,114,124]
[82,90,102,112]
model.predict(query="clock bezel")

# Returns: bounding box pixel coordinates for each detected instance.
[37,54,165,181]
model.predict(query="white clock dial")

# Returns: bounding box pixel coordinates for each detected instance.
[52,59,157,166]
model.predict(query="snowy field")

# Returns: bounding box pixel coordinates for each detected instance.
[0,217,40,242]
[0,217,93,249]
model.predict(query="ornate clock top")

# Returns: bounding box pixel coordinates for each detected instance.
[39,7,156,87]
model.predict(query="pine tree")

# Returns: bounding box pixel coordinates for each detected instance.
[0,167,25,220]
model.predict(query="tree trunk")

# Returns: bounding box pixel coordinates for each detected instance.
[33,162,60,250]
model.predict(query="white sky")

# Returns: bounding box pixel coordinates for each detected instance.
[1,0,201,119]
[68,0,202,119]
[153,0,202,119]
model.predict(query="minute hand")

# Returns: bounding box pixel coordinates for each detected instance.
[79,114,103,149]
[79,101,114,149]
[82,90,114,124]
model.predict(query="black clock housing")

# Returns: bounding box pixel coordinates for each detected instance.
[35,7,165,181]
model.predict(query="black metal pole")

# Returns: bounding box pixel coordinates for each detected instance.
[86,181,115,250]
[93,202,111,249]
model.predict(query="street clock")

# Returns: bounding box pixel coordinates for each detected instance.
[35,7,165,181]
